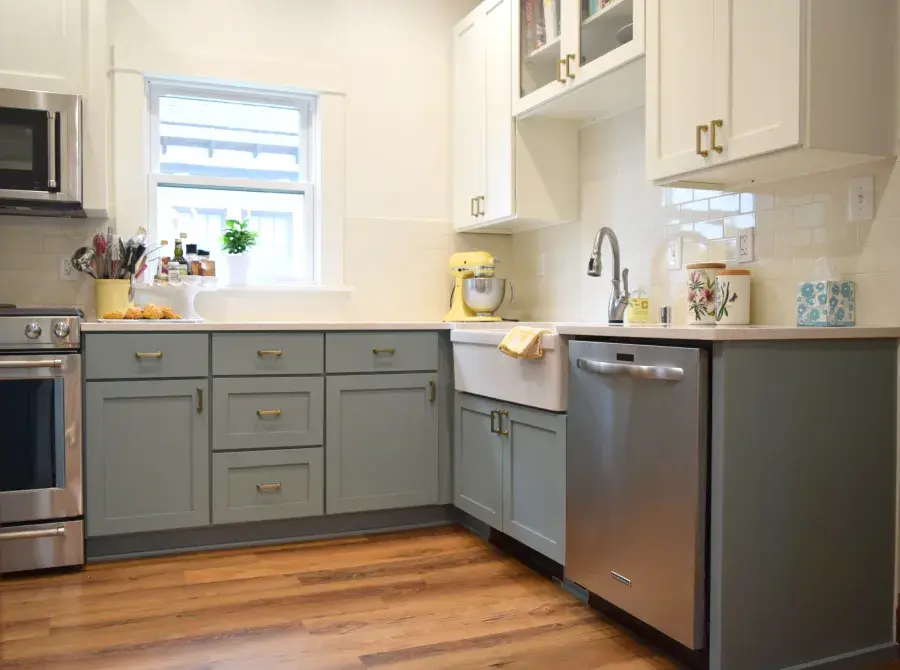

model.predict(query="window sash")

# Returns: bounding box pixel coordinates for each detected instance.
[146,79,318,285]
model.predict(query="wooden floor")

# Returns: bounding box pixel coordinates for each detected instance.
[0,525,689,669]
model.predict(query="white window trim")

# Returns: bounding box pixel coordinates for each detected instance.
[110,43,346,288]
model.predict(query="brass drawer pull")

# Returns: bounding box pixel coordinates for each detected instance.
[257,349,283,357]
[196,387,203,414]
[695,124,709,157]
[498,409,509,436]
[470,196,478,217]
[565,53,576,79]
[135,351,162,359]
[256,482,282,492]
[256,409,282,417]
[372,347,396,355]
[428,377,436,403]
[556,58,566,83]
[711,119,723,153]
[477,195,485,216]
[490,410,498,434]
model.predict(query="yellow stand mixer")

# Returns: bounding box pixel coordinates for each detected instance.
[444,251,510,322]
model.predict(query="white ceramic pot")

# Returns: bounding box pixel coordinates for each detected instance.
[686,263,726,325]
[715,269,751,325]
[226,252,251,285]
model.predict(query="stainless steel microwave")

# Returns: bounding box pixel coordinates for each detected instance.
[0,88,83,217]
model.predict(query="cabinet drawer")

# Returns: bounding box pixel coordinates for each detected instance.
[212,449,324,524]
[85,334,209,380]
[325,332,438,373]
[212,377,324,451]
[212,333,323,376]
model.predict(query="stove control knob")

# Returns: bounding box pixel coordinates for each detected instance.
[53,322,70,339]
[24,323,42,339]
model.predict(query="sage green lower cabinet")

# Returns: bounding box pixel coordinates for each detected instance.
[85,380,210,536]
[212,449,324,524]
[503,405,566,564]
[454,393,503,528]
[453,392,566,564]
[326,373,439,514]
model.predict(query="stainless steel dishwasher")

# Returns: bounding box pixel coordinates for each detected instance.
[567,340,709,650]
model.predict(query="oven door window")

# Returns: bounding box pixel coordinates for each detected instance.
[0,107,52,193]
[0,378,63,492]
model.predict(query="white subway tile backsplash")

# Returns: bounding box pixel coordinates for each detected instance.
[510,106,900,326]
[694,220,724,240]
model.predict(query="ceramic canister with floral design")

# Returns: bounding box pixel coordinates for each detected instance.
[686,263,726,325]
[715,269,751,325]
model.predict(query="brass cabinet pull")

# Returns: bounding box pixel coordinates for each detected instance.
[256,482,282,492]
[477,195,485,216]
[498,410,509,436]
[470,196,478,217]
[372,347,396,355]
[256,409,282,417]
[695,124,709,157]
[490,410,498,434]
[711,119,723,153]
[257,349,283,357]
[135,351,162,359]
[428,378,436,403]
[196,387,203,414]
[565,54,576,79]
[556,59,566,83]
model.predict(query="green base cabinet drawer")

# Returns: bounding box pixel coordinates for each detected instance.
[325,332,438,373]
[212,377,324,451]
[86,334,209,380]
[212,333,323,376]
[212,449,324,524]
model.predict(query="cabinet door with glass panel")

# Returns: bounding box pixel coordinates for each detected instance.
[514,0,644,118]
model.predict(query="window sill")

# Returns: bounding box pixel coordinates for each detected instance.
[212,284,355,293]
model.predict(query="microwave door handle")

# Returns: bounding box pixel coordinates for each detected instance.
[576,358,684,382]
[47,112,57,190]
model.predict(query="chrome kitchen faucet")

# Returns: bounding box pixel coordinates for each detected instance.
[587,226,629,324]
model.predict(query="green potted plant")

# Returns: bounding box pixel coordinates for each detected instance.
[221,218,258,285]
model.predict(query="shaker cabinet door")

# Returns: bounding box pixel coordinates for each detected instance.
[503,405,566,564]
[85,380,210,536]
[453,6,486,230]
[645,0,718,180]
[326,374,439,514]
[454,392,503,529]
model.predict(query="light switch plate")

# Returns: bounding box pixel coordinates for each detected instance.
[667,238,682,270]
[848,175,875,221]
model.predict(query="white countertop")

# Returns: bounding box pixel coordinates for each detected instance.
[554,323,900,341]
[80,319,900,340]
[81,320,452,332]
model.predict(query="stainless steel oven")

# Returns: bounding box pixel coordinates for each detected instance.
[0,88,83,216]
[0,309,83,573]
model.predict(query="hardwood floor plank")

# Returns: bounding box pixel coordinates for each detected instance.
[0,524,677,669]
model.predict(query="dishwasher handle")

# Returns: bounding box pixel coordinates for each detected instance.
[576,358,684,382]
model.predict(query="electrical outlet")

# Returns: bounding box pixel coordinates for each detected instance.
[667,238,682,270]
[848,175,875,221]
[59,255,76,281]
[737,230,754,263]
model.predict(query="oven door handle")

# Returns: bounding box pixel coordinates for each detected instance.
[0,526,66,542]
[0,359,63,369]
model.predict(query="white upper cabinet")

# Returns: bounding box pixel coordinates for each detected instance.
[453,0,579,232]
[647,0,895,187]
[0,0,110,216]
[513,0,645,120]
[0,0,83,94]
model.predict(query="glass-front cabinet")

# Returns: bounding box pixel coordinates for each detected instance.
[514,0,644,117]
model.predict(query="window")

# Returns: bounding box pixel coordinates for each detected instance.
[149,82,317,284]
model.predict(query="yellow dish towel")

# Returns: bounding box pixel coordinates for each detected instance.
[498,326,549,359]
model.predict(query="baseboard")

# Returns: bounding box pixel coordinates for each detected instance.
[87,505,455,561]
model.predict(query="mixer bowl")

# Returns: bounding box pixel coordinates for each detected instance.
[462,277,509,316]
